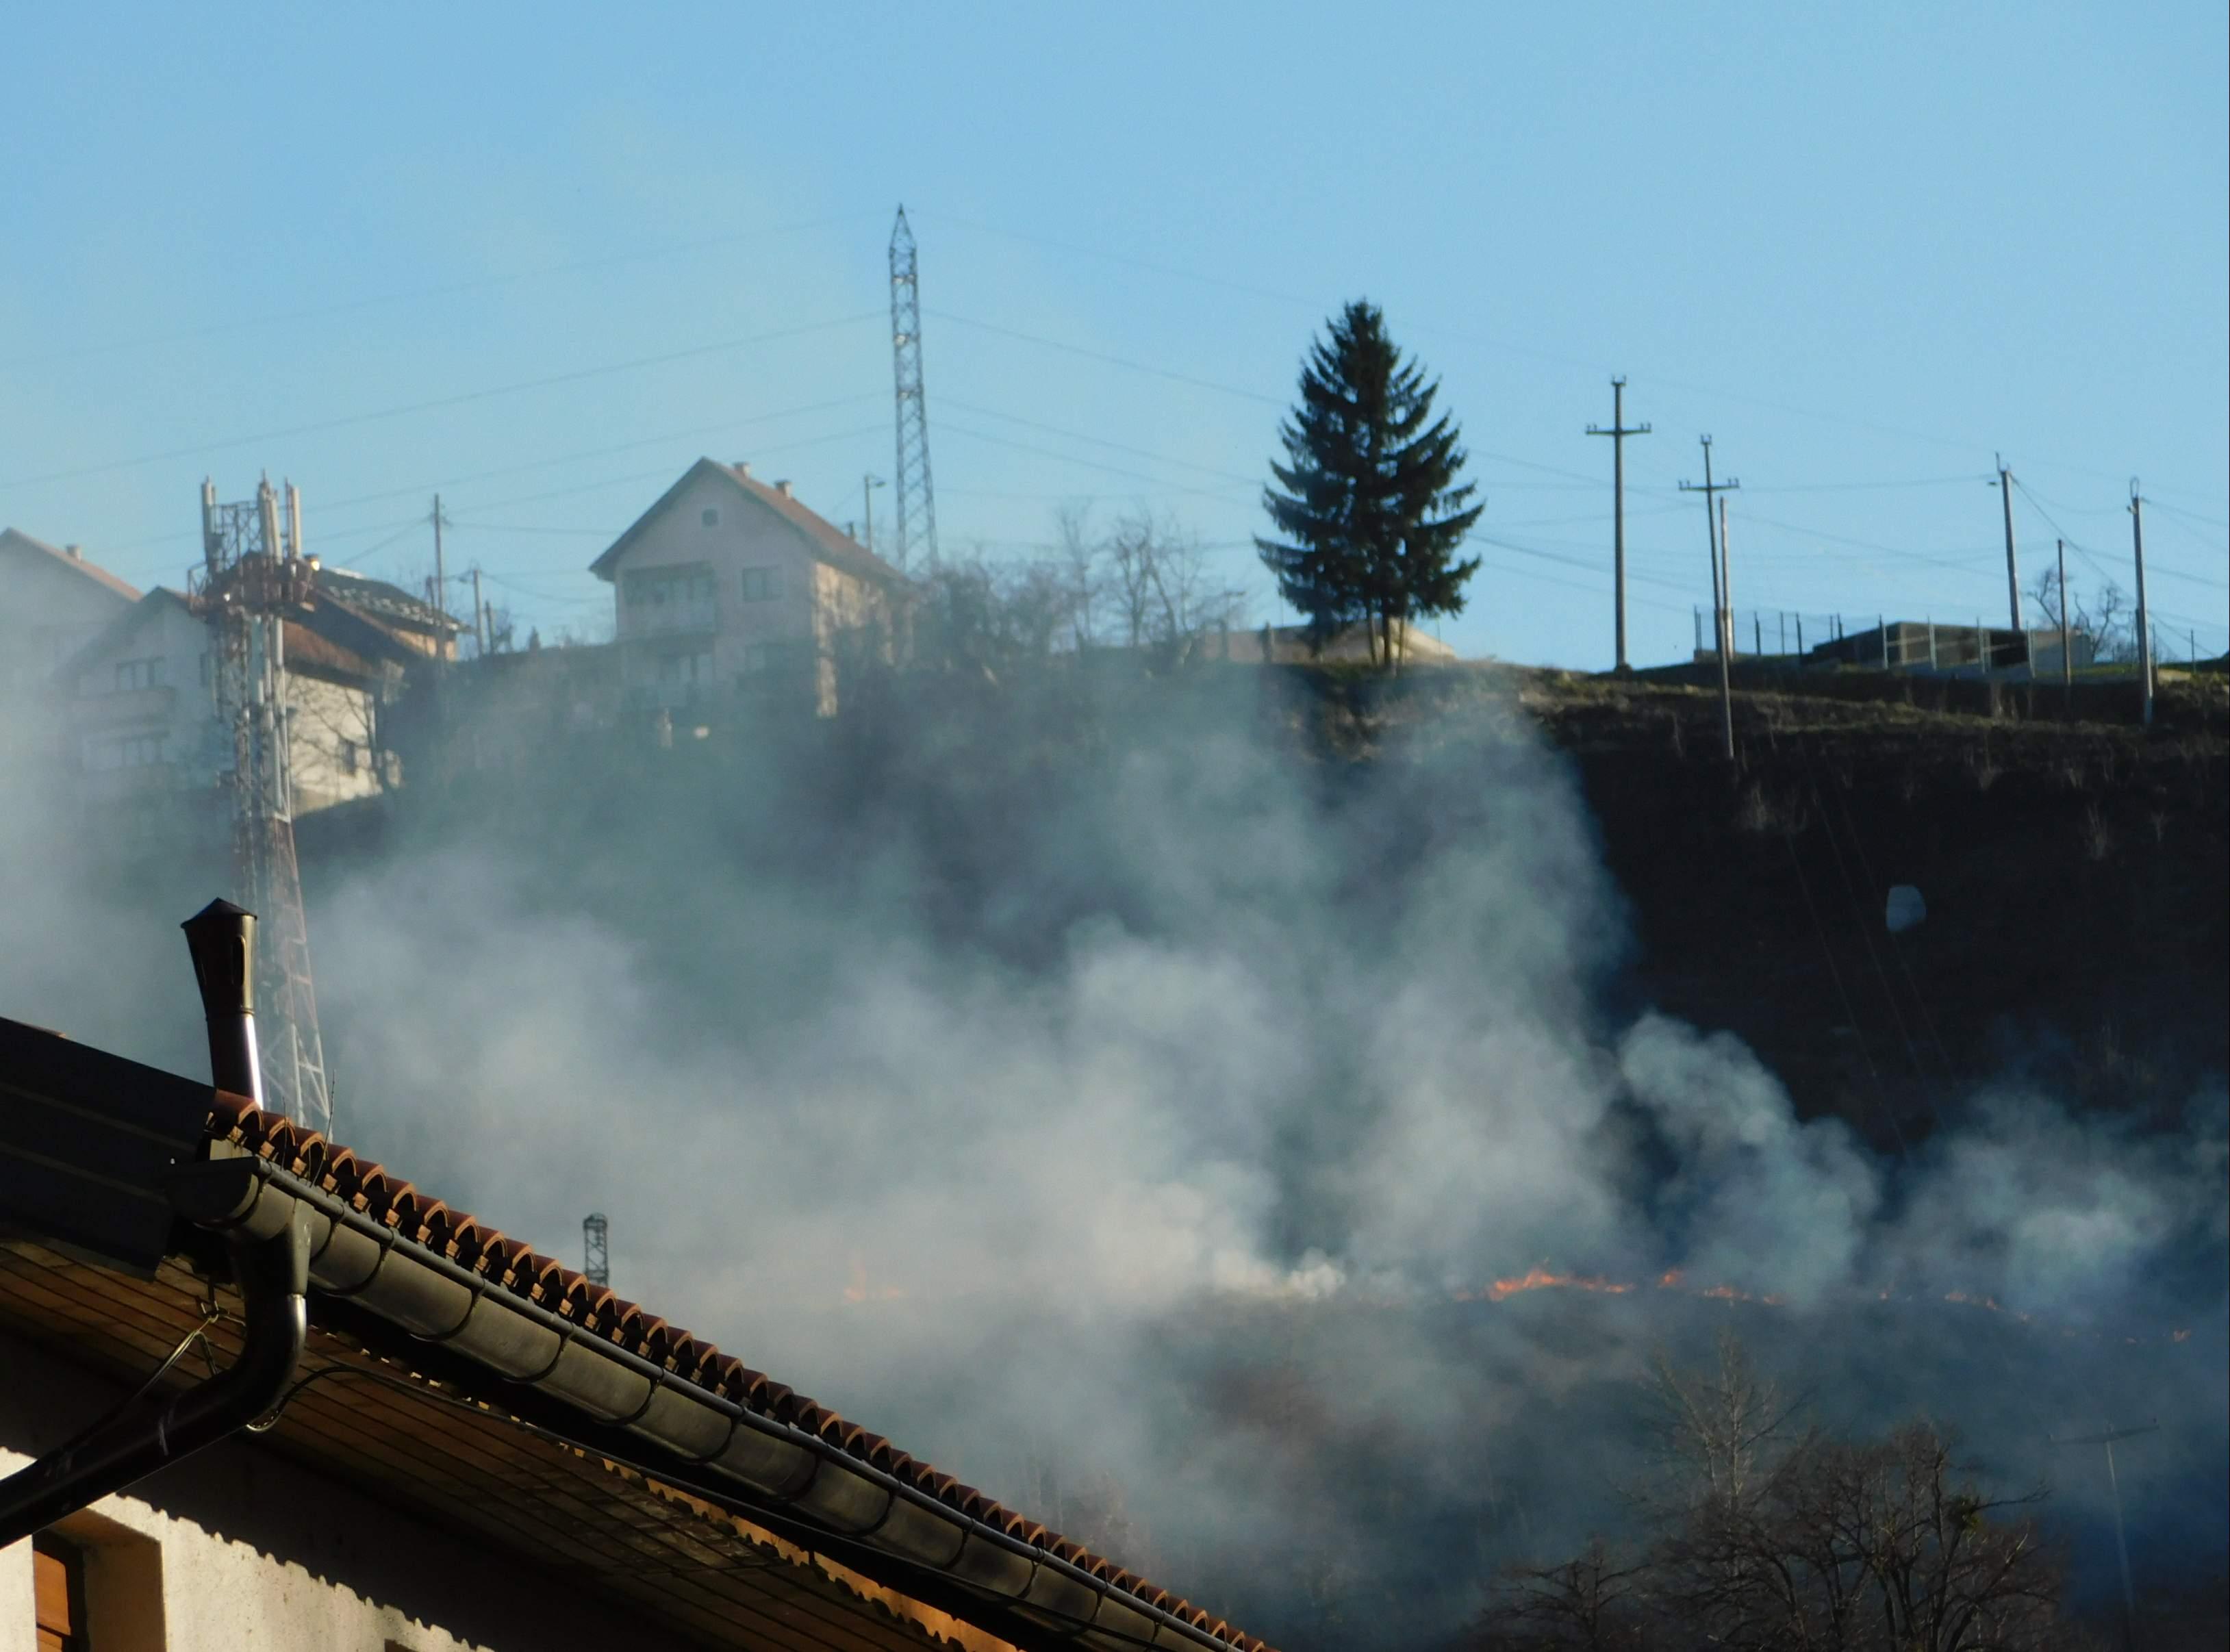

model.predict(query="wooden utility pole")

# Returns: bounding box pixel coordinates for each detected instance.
[471,566,487,658]
[1680,437,1739,760]
[2056,539,2072,704]
[2129,484,2155,726]
[1996,457,2023,632]
[1587,378,1649,672]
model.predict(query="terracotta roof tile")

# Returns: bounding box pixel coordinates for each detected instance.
[205,1095,1267,1645]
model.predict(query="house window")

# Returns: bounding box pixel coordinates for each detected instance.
[340,737,362,773]
[114,657,163,691]
[739,567,781,602]
[623,564,718,611]
[33,1534,86,1652]
[701,507,720,526]
[654,650,713,687]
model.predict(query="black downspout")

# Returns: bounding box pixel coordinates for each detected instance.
[0,901,309,1551]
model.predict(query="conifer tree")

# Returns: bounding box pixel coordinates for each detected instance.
[1257,301,1483,665]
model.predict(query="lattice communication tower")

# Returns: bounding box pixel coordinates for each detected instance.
[583,1213,611,1288]
[888,206,938,570]
[192,477,331,1136]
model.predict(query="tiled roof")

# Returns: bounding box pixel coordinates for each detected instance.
[318,566,460,635]
[590,459,909,588]
[714,463,908,587]
[0,526,142,602]
[203,1089,1274,1652]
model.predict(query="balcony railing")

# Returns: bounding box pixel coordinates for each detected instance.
[625,602,720,639]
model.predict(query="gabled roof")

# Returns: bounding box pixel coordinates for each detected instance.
[55,586,194,683]
[0,526,142,604]
[590,459,907,589]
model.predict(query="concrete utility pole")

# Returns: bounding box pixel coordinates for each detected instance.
[471,566,487,658]
[1587,378,1650,672]
[2056,539,2072,703]
[2129,483,2155,726]
[429,494,453,682]
[1996,457,2023,633]
[1719,495,1736,659]
[863,473,885,552]
[1680,437,1739,761]
[2052,1422,2157,1652]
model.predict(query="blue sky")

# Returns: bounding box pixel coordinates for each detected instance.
[4,2,2224,668]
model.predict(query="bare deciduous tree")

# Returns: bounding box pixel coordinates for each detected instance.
[2026,568,2137,663]
[905,509,1246,679]
[1473,1339,2089,1652]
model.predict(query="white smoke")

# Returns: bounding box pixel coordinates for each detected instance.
[2,676,2222,1640]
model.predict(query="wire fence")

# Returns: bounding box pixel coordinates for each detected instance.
[1695,607,2225,675]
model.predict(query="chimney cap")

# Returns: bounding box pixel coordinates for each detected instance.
[733,461,751,476]
[774,479,793,497]
[65,543,82,558]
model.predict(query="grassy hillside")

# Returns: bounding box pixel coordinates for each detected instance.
[1295,660,2229,1143]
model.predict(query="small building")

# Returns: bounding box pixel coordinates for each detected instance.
[1800,620,2096,678]
[590,459,908,717]
[0,920,1275,1652]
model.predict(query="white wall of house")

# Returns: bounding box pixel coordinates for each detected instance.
[64,598,216,802]
[606,470,897,713]
[284,670,388,812]
[61,597,386,813]
[611,470,818,704]
[0,534,137,699]
[1,1338,649,1651]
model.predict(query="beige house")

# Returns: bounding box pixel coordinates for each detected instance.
[591,459,908,717]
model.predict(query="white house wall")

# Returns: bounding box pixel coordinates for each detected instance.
[0,538,136,699]
[62,600,385,814]
[611,470,820,701]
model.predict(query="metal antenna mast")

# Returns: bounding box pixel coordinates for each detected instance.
[194,476,331,1135]
[583,1213,611,1288]
[888,206,938,571]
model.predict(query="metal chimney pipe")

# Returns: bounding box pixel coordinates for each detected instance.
[181,899,263,1108]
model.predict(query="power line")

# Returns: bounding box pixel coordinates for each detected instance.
[1,312,885,490]
[939,397,1262,485]
[0,213,881,374]
[922,208,2224,509]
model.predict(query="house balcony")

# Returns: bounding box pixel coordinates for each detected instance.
[73,684,180,728]
[624,603,720,639]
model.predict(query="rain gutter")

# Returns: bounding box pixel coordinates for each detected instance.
[197,1150,1241,1651]
[0,902,312,1551]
